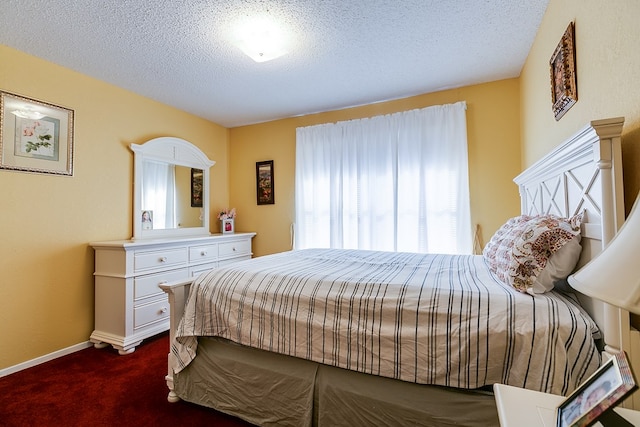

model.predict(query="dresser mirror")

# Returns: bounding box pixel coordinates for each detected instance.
[131,137,215,240]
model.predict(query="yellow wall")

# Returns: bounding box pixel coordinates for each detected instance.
[0,45,230,369]
[229,79,522,257]
[520,0,640,213]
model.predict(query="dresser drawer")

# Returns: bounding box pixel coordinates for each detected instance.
[218,255,251,267]
[134,248,188,272]
[135,268,188,300]
[219,240,251,258]
[189,244,218,263]
[189,262,217,277]
[134,297,169,329]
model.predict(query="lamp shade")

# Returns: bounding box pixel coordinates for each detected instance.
[568,192,640,314]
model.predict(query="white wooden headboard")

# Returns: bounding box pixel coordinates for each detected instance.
[513,117,629,364]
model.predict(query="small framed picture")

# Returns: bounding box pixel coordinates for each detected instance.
[221,218,234,234]
[557,351,637,427]
[256,160,274,205]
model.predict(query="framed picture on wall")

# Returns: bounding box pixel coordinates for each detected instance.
[191,168,203,207]
[256,160,274,205]
[549,22,578,121]
[0,91,75,175]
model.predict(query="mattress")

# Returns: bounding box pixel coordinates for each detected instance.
[172,248,600,395]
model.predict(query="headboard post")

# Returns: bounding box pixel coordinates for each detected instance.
[590,119,628,359]
[514,117,629,361]
[591,119,626,242]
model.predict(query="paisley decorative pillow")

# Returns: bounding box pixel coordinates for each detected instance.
[483,212,583,293]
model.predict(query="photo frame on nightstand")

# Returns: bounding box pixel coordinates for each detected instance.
[557,351,637,427]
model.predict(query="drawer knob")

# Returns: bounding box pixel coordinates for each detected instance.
[160,257,167,262]
[232,247,236,251]
[201,251,207,256]
[160,307,168,314]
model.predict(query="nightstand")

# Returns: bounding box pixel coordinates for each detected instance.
[493,384,640,426]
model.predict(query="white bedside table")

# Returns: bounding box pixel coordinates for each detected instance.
[493,384,640,426]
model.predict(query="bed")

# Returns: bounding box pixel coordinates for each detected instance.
[160,117,632,426]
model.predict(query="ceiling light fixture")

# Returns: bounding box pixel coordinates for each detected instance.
[233,16,289,63]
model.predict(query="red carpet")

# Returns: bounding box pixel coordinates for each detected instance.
[0,333,253,427]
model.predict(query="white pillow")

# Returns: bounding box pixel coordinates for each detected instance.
[483,213,583,293]
[528,235,582,294]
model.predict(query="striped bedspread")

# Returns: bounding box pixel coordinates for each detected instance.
[172,248,600,395]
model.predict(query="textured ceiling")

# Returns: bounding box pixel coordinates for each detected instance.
[1,0,548,128]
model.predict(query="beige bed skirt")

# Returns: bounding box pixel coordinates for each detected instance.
[174,337,499,426]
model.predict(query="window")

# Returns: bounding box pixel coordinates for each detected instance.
[294,102,471,254]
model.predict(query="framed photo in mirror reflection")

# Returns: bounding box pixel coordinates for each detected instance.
[191,168,203,207]
[141,210,153,230]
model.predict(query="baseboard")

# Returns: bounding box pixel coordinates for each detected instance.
[0,341,93,378]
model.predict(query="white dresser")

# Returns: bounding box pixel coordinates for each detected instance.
[90,232,256,354]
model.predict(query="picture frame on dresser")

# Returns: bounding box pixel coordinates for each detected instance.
[0,90,75,176]
[221,218,234,234]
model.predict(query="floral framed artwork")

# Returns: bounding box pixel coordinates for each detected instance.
[0,91,74,175]
[556,351,637,427]
[550,22,578,121]
[256,160,274,205]
[191,168,203,207]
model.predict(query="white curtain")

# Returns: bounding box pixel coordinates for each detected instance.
[294,101,471,254]
[141,160,176,229]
